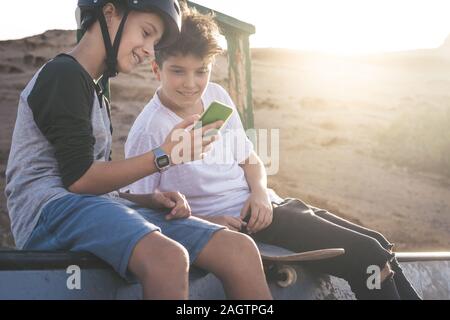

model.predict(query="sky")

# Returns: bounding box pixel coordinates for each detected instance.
[1,0,450,55]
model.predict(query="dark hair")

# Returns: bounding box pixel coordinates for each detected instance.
[154,5,223,66]
[80,0,127,33]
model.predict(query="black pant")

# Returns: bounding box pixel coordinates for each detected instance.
[250,198,421,300]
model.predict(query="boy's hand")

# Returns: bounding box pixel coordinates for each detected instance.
[149,191,191,220]
[201,215,246,232]
[240,190,273,234]
[161,114,223,164]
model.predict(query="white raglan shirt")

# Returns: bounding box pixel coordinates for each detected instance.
[124,82,282,217]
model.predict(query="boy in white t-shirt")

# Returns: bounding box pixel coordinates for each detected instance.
[125,7,420,300]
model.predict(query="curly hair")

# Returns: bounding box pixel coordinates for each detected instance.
[155,5,223,66]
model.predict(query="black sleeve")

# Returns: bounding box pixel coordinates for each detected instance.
[28,57,96,188]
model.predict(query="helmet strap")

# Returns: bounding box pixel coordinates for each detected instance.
[97,7,129,88]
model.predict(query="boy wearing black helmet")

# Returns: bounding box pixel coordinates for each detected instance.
[5,0,272,299]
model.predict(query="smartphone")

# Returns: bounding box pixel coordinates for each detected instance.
[192,100,234,131]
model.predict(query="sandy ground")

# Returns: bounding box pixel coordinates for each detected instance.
[0,30,449,250]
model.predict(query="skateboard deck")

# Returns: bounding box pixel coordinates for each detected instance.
[258,243,345,262]
[256,243,345,287]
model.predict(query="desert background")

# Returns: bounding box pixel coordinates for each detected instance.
[0,29,449,251]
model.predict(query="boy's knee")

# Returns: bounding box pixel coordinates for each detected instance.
[227,231,260,257]
[213,230,258,253]
[161,241,190,269]
[129,232,189,279]
[238,232,258,249]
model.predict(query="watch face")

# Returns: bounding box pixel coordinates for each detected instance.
[157,155,170,168]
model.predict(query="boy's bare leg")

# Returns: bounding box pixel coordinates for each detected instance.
[128,231,190,299]
[193,230,273,300]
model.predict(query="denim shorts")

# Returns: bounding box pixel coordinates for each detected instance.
[23,193,224,282]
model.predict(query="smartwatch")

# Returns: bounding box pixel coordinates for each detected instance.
[152,147,171,172]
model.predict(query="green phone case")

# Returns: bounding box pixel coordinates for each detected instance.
[193,100,234,130]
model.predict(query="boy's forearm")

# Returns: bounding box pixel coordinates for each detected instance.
[68,151,159,195]
[240,151,267,193]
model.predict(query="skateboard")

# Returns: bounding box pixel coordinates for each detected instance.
[257,243,345,287]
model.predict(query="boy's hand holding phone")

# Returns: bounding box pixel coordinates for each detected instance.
[161,115,222,165]
[192,101,233,132]
[161,101,233,165]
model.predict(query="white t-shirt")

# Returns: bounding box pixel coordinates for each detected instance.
[124,82,282,217]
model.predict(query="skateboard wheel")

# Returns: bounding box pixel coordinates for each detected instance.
[276,265,297,287]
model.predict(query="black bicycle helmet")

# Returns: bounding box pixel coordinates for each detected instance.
[77,0,182,82]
